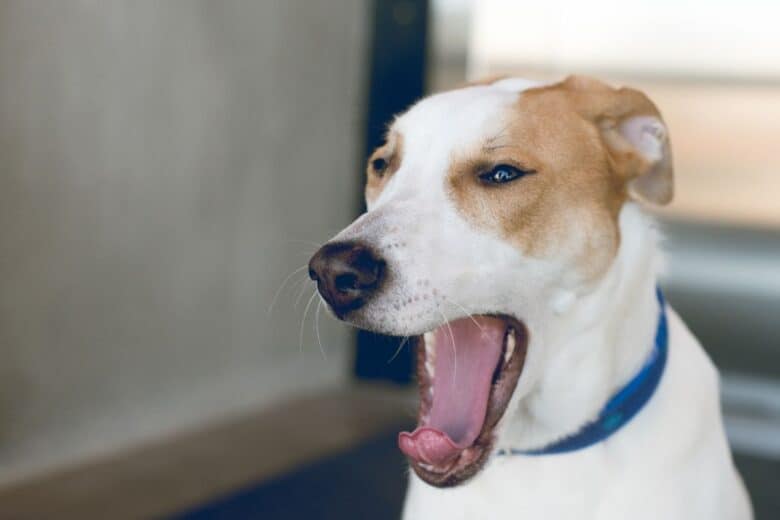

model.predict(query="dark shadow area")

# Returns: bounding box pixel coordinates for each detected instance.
[175,427,410,520]
[735,453,780,520]
[354,0,428,385]
[662,219,780,379]
[174,426,778,520]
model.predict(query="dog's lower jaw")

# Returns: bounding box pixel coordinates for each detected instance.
[401,317,527,487]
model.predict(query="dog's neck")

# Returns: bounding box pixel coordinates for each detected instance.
[502,204,663,451]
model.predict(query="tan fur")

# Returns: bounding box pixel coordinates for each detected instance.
[446,75,672,282]
[366,131,403,204]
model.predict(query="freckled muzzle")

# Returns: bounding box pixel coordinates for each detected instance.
[308,241,386,317]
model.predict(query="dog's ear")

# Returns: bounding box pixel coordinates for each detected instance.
[563,75,674,205]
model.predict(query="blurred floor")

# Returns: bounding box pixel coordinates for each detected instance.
[0,383,777,519]
[0,386,413,519]
[175,428,410,520]
[181,431,779,520]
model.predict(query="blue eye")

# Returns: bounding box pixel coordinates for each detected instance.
[479,164,532,184]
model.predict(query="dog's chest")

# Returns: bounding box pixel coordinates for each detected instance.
[404,454,613,519]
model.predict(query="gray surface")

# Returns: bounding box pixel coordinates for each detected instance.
[0,1,365,483]
[175,426,778,520]
[661,218,780,378]
[661,218,780,463]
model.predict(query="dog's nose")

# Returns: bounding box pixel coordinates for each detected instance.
[308,241,385,316]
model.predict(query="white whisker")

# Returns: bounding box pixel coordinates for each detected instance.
[445,299,485,335]
[299,290,318,356]
[268,265,308,316]
[314,298,327,360]
[284,238,323,249]
[387,336,411,364]
[293,276,312,309]
[437,307,457,389]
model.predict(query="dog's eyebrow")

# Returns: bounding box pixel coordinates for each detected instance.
[483,124,510,144]
[482,143,523,153]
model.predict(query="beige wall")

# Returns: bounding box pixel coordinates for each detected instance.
[0,1,365,484]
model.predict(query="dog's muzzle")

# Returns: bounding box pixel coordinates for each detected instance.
[308,241,385,317]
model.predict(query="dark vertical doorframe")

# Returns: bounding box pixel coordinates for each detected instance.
[354,0,429,384]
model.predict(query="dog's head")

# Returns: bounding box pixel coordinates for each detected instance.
[309,76,673,486]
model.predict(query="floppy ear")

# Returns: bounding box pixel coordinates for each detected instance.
[610,113,673,205]
[564,76,674,205]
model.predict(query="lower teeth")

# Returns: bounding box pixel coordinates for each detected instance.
[424,331,436,377]
[504,327,516,365]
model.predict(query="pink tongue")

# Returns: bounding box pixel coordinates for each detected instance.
[399,316,506,466]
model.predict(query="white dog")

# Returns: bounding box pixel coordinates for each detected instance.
[308,75,752,519]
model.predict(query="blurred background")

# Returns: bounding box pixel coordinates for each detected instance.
[0,1,777,518]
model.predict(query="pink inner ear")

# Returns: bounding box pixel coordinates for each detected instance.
[618,115,666,162]
[617,115,673,204]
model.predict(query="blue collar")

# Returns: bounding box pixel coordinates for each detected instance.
[497,288,668,457]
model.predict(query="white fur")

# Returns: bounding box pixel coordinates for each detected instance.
[402,206,751,519]
[331,80,752,519]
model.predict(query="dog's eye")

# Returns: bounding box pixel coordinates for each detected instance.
[479,164,532,185]
[371,157,388,176]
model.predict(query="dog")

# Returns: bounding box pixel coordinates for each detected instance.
[308,75,752,519]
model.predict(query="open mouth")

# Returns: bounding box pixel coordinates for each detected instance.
[398,315,528,487]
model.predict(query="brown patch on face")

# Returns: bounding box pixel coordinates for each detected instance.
[447,76,666,281]
[365,132,403,204]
